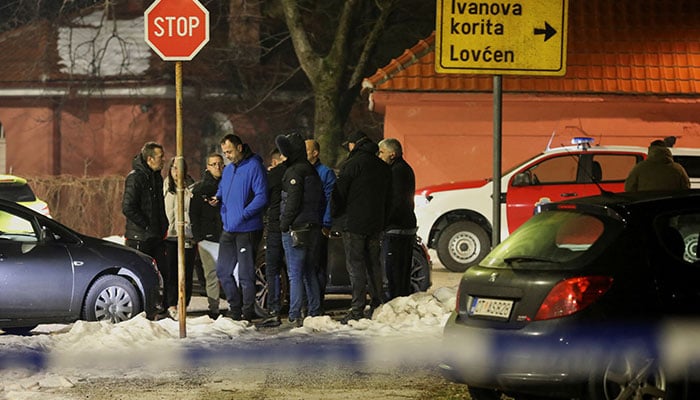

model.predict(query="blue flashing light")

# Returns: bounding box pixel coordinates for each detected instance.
[571,137,594,149]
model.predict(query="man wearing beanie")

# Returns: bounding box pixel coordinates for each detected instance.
[276,132,324,327]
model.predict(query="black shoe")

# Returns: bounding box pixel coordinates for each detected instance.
[207,310,220,320]
[223,309,242,321]
[256,315,282,328]
[243,311,257,322]
[288,317,304,328]
[340,311,364,325]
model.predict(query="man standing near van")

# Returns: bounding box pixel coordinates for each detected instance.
[625,140,690,192]
[378,138,417,299]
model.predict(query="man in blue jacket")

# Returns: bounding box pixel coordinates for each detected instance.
[215,134,268,321]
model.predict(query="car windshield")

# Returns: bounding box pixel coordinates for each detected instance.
[482,209,623,270]
[0,184,37,202]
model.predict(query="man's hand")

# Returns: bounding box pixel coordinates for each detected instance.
[322,227,331,238]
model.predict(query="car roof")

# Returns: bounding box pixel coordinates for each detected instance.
[0,174,28,185]
[541,190,700,217]
[542,144,700,156]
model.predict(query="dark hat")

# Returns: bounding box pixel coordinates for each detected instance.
[275,132,305,159]
[341,131,368,148]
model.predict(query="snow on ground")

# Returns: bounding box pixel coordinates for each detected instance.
[0,287,457,399]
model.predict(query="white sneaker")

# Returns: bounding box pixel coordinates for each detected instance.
[167,306,178,320]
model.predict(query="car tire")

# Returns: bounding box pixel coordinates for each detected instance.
[254,242,289,314]
[410,243,431,293]
[588,356,688,400]
[82,275,142,323]
[437,220,490,272]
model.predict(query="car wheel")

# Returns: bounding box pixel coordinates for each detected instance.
[410,243,431,293]
[437,220,490,272]
[254,243,288,314]
[588,356,686,400]
[467,387,502,400]
[82,275,142,323]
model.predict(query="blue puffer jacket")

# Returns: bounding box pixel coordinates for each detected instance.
[216,145,269,233]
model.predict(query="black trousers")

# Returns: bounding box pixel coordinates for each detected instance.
[342,231,384,315]
[383,233,415,299]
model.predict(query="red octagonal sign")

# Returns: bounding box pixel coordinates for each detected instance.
[145,0,210,61]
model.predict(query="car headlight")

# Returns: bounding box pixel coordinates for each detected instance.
[414,194,432,208]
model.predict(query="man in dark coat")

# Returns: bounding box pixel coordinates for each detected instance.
[277,132,324,326]
[263,147,288,324]
[189,152,224,319]
[332,131,391,323]
[122,141,168,262]
[378,138,417,299]
[625,140,690,192]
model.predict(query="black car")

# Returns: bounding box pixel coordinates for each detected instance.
[253,231,432,312]
[0,199,163,334]
[441,190,700,400]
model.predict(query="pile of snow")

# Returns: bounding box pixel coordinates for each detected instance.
[0,287,457,397]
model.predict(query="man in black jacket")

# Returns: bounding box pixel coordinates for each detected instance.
[378,138,417,299]
[277,132,324,327]
[263,148,287,324]
[190,153,224,319]
[122,142,168,309]
[332,131,391,323]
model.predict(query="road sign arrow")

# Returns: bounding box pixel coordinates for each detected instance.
[534,22,557,42]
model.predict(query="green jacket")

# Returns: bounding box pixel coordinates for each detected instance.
[624,145,690,192]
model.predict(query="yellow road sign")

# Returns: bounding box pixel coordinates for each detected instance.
[436,0,568,76]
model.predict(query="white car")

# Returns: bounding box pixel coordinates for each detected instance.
[415,138,700,272]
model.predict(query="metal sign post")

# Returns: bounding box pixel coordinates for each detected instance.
[436,0,569,249]
[145,0,210,338]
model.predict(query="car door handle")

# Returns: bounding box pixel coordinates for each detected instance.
[560,192,577,197]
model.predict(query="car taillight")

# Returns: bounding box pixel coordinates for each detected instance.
[534,276,613,321]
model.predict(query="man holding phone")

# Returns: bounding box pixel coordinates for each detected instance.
[190,153,225,319]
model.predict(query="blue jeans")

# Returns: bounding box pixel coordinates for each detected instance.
[265,230,284,314]
[217,230,259,317]
[282,227,321,320]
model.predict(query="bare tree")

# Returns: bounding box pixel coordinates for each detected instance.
[278,0,407,166]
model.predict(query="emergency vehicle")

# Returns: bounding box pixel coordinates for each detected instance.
[415,138,700,272]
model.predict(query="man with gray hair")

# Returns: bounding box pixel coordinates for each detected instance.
[378,138,417,299]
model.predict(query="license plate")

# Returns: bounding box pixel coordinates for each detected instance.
[469,297,513,320]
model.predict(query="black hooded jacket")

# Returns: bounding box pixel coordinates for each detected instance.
[189,169,223,242]
[265,160,288,233]
[122,154,168,241]
[277,134,324,231]
[331,139,392,235]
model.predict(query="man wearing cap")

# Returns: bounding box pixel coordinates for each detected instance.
[332,131,391,324]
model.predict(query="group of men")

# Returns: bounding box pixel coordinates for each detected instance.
[121,130,417,326]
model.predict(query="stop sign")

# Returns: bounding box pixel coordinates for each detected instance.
[144,0,210,61]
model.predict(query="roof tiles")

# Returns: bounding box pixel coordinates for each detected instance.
[363,0,700,96]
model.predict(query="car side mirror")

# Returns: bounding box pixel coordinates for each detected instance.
[512,172,532,186]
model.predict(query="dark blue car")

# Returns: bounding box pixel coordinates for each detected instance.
[0,199,163,334]
[441,190,700,400]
